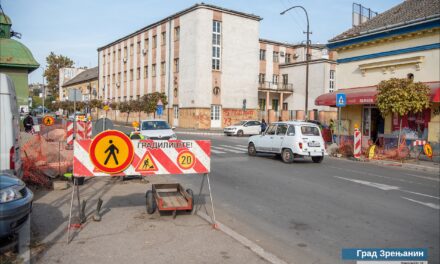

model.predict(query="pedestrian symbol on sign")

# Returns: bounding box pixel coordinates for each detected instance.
[336,93,346,107]
[104,140,119,165]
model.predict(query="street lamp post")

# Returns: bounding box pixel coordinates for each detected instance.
[281,5,311,120]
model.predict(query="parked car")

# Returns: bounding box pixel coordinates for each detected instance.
[0,173,33,245]
[247,121,326,163]
[139,120,176,140]
[224,120,261,136]
[0,73,23,177]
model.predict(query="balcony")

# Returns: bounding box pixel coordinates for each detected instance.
[258,81,293,92]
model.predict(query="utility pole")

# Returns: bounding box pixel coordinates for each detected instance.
[280,5,311,120]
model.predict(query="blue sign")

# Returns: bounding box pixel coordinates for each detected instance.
[336,93,346,107]
[156,105,163,116]
[341,248,428,261]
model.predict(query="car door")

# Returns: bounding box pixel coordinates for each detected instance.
[271,124,288,153]
[251,121,261,135]
[256,124,277,152]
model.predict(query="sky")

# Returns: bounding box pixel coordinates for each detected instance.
[1,0,402,83]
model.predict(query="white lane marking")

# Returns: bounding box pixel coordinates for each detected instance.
[236,144,248,148]
[219,144,247,151]
[334,176,399,191]
[400,190,440,200]
[211,149,226,154]
[401,197,440,210]
[405,173,440,182]
[212,146,243,154]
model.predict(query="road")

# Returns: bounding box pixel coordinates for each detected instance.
[115,125,440,264]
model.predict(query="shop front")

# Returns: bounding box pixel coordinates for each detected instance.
[315,82,440,152]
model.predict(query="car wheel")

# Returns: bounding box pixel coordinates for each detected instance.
[281,149,294,163]
[312,156,324,163]
[146,190,156,214]
[186,188,194,212]
[248,143,257,156]
[236,130,244,137]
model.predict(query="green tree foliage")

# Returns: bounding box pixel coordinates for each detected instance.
[119,101,132,124]
[376,78,430,117]
[44,52,74,99]
[140,92,168,115]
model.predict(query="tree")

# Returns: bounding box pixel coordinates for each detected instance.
[376,78,430,146]
[44,52,74,99]
[130,99,144,123]
[119,101,132,124]
[140,92,168,117]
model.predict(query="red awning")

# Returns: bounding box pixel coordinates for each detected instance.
[315,81,440,106]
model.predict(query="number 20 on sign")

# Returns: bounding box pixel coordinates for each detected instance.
[177,150,195,170]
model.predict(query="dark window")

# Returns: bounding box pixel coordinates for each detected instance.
[276,124,288,135]
[287,125,295,136]
[266,125,276,135]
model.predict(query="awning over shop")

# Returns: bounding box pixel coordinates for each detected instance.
[315,81,440,106]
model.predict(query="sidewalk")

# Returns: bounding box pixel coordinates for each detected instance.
[174,128,225,136]
[331,156,440,173]
[30,176,269,264]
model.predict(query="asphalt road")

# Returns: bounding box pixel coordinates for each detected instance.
[115,126,440,264]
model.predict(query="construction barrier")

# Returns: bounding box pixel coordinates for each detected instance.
[353,128,361,159]
[66,121,74,145]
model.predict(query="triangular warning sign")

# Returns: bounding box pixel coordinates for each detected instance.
[135,152,158,172]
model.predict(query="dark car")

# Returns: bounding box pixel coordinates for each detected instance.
[0,173,33,243]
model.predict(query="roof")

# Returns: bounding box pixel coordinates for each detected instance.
[272,121,320,127]
[63,67,98,87]
[0,38,39,70]
[329,0,440,43]
[315,81,440,106]
[280,58,336,68]
[0,12,12,25]
[259,38,326,49]
[98,3,262,51]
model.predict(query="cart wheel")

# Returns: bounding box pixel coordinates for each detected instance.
[186,188,194,212]
[146,190,156,214]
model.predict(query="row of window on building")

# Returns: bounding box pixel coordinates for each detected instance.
[259,49,294,63]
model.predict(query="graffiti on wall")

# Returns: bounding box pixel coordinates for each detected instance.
[223,109,256,127]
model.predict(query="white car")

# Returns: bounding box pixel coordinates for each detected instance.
[139,120,177,140]
[247,121,326,163]
[0,73,23,177]
[224,120,261,136]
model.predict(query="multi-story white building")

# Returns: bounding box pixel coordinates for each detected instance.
[97,3,337,128]
[98,4,260,129]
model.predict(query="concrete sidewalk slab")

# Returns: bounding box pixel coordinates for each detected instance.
[30,177,268,264]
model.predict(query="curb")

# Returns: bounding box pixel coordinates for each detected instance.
[329,156,440,173]
[197,211,288,264]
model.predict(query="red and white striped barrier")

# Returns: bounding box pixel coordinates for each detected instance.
[73,140,211,177]
[86,122,92,138]
[353,128,361,159]
[66,121,74,145]
[412,140,426,146]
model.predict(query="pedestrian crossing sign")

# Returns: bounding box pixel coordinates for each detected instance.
[135,152,158,172]
[336,93,346,107]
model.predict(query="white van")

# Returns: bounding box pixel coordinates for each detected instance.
[248,121,327,163]
[0,73,23,177]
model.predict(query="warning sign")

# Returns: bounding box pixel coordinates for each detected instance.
[177,150,196,170]
[43,115,55,126]
[136,152,158,172]
[89,130,134,174]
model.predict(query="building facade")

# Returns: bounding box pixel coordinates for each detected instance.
[98,4,261,129]
[62,67,98,102]
[316,0,440,147]
[59,67,86,101]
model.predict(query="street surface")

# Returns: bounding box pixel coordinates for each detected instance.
[115,125,440,264]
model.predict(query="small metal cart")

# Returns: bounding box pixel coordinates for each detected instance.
[146,183,194,217]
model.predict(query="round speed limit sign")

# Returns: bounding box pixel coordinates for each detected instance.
[177,150,195,170]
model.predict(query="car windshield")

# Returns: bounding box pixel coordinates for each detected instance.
[301,126,320,136]
[142,121,171,130]
[234,121,246,126]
